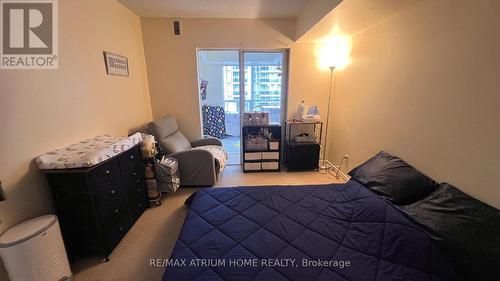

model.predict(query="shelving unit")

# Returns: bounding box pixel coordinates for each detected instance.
[242,124,282,173]
[285,121,323,171]
[285,121,323,143]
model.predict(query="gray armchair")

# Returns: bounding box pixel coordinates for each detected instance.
[148,115,224,186]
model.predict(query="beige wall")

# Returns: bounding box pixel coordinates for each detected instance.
[141,18,296,140]
[140,1,500,212]
[327,0,500,207]
[141,18,336,141]
[287,43,332,123]
[0,0,152,240]
[0,2,496,279]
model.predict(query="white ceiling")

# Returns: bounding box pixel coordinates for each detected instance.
[119,0,311,19]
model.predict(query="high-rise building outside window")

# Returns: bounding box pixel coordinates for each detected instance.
[223,65,281,113]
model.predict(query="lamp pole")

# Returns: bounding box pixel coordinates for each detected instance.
[321,66,336,174]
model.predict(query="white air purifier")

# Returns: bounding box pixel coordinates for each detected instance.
[0,215,72,281]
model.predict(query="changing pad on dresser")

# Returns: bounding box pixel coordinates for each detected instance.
[36,133,143,169]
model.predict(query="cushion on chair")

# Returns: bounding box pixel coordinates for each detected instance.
[148,116,192,154]
[159,131,192,154]
[148,115,180,140]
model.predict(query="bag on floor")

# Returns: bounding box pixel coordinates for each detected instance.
[155,156,180,193]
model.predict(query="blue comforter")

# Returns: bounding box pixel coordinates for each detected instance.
[163,181,457,281]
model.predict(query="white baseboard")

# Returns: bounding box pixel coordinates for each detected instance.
[319,160,350,182]
[328,165,350,182]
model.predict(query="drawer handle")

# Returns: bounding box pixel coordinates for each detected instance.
[110,189,116,195]
[114,209,119,215]
[132,172,137,177]
[138,204,142,208]
[135,179,141,184]
[130,155,134,159]
[137,188,142,192]
[119,226,124,232]
[105,170,111,175]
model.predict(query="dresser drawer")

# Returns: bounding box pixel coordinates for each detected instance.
[128,190,148,222]
[129,166,144,183]
[95,180,126,205]
[93,178,122,195]
[262,162,279,170]
[245,152,261,160]
[105,216,131,252]
[128,178,145,195]
[89,159,121,188]
[262,152,280,160]
[120,147,142,171]
[244,162,261,171]
[129,189,148,210]
[96,197,130,231]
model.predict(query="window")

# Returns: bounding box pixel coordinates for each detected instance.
[223,65,281,113]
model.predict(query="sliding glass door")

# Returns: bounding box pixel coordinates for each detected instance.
[197,50,288,165]
[241,52,287,125]
[197,50,240,165]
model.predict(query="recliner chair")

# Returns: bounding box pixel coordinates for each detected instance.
[148,115,225,186]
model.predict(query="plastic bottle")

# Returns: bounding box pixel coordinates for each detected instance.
[296,100,307,120]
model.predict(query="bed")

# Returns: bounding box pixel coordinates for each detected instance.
[162,180,457,281]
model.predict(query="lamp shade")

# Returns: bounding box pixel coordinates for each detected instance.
[316,35,352,70]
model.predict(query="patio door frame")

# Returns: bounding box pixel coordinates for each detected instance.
[239,49,289,165]
[197,48,290,165]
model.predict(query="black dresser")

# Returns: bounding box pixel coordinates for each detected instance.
[44,145,148,261]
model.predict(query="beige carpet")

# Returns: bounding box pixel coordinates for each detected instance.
[71,166,344,281]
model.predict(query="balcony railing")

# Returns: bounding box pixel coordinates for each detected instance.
[225,99,280,114]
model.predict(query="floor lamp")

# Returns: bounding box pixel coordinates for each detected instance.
[320,66,336,175]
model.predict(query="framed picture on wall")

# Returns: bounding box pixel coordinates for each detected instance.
[103,51,129,77]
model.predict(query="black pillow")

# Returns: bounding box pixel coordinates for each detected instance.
[348,151,438,205]
[400,183,500,281]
